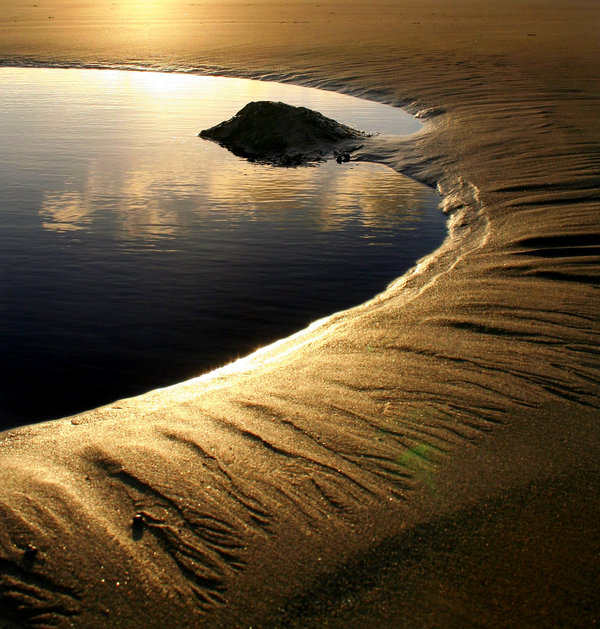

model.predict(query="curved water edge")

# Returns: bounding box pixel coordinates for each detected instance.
[189,176,488,392]
[0,64,456,427]
[0,57,424,115]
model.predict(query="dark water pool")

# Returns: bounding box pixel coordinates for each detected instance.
[0,67,445,429]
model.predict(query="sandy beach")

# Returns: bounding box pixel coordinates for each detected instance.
[0,1,599,626]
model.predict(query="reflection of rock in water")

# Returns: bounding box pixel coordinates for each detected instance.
[199,101,365,166]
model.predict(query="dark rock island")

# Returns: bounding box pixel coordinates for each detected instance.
[199,100,366,166]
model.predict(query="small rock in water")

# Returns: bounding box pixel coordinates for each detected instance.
[199,101,366,166]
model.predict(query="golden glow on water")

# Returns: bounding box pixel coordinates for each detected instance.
[317,167,426,231]
[38,157,428,239]
[39,166,180,238]
[98,68,182,95]
[0,66,421,132]
[40,190,90,232]
[0,67,428,240]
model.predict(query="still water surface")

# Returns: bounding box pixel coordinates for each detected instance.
[0,67,445,429]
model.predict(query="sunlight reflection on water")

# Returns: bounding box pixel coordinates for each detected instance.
[0,67,444,428]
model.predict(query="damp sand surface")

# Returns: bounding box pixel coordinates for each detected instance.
[0,1,599,627]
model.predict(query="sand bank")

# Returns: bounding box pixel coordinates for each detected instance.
[0,1,599,626]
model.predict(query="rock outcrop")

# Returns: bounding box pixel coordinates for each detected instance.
[199,100,365,165]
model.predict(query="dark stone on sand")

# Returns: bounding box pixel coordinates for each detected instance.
[335,151,351,163]
[23,544,38,569]
[132,514,144,540]
[199,101,365,166]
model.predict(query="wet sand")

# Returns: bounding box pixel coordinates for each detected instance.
[1,1,599,626]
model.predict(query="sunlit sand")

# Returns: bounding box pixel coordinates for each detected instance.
[0,1,598,627]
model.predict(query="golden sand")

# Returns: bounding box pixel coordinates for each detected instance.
[0,1,598,626]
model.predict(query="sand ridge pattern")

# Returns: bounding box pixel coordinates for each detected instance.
[0,0,599,626]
